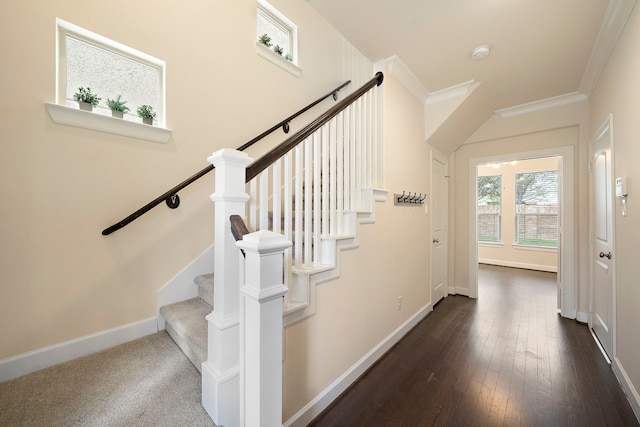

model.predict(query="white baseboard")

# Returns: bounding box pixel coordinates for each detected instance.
[0,317,157,383]
[478,259,557,272]
[283,304,432,427]
[613,356,640,423]
[576,311,589,323]
[157,244,214,330]
[455,287,470,296]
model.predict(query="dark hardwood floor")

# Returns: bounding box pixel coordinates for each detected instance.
[310,264,639,426]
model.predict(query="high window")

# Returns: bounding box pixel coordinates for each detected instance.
[477,175,502,243]
[514,171,558,247]
[56,18,165,126]
[256,0,299,72]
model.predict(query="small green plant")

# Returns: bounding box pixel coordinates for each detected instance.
[106,95,130,113]
[285,53,293,62]
[136,104,157,119]
[258,34,272,47]
[273,45,284,56]
[73,87,101,106]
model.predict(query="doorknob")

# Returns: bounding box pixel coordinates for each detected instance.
[433,238,439,244]
[599,251,612,259]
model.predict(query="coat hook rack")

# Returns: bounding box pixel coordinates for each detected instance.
[394,191,427,206]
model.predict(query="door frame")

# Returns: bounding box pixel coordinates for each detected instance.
[589,114,616,360]
[430,148,449,302]
[468,146,576,318]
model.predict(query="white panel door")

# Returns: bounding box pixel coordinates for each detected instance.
[431,156,447,305]
[590,119,615,360]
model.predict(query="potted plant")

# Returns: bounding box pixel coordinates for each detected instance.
[73,87,101,111]
[258,34,272,47]
[137,104,157,125]
[106,95,129,118]
[273,45,284,56]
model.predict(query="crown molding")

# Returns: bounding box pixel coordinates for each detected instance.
[425,80,476,105]
[494,92,588,118]
[376,55,430,104]
[580,0,637,95]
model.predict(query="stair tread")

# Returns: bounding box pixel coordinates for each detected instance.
[160,298,211,372]
[194,273,214,287]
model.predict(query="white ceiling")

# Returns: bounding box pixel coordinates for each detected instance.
[308,0,621,112]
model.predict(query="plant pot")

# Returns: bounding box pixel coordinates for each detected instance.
[111,110,124,119]
[142,117,153,125]
[78,101,93,112]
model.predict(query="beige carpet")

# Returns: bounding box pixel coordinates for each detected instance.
[0,331,216,427]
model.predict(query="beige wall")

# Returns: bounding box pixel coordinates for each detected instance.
[590,3,640,407]
[477,157,559,272]
[282,74,431,419]
[0,0,371,360]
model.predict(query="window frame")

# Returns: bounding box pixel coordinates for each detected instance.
[47,18,170,143]
[256,0,301,76]
[513,170,559,248]
[477,174,502,244]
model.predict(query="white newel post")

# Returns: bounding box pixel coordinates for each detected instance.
[202,148,252,427]
[237,230,291,427]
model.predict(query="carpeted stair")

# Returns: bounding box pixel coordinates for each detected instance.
[160,274,213,373]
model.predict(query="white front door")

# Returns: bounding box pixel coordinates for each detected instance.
[590,117,615,360]
[431,153,447,305]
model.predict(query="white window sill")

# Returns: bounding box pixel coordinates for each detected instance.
[479,241,503,247]
[255,42,301,77]
[45,103,172,143]
[512,244,557,253]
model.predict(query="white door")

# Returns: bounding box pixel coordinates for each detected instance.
[590,117,615,360]
[431,154,447,305]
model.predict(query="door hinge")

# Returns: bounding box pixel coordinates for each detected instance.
[589,303,593,312]
[588,161,593,172]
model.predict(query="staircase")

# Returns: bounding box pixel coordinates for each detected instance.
[159,73,385,427]
[159,274,213,373]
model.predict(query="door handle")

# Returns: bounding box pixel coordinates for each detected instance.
[599,251,612,260]
[433,238,439,244]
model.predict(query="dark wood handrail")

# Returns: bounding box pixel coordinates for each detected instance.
[246,72,383,183]
[101,80,351,236]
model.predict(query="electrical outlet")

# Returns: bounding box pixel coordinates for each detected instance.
[397,296,402,311]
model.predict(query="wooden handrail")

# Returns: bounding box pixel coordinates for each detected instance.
[246,72,383,183]
[101,80,351,236]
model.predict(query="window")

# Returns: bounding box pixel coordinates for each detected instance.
[514,171,558,247]
[477,175,502,243]
[56,18,165,126]
[256,0,299,74]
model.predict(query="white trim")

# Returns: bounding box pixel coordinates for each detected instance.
[283,304,432,427]
[580,0,638,96]
[157,244,214,330]
[256,42,302,77]
[613,357,640,422]
[495,92,587,118]
[469,146,575,317]
[0,317,157,383]
[425,80,476,106]
[478,259,557,273]
[576,311,589,323]
[377,55,430,104]
[46,103,172,143]
[512,244,557,253]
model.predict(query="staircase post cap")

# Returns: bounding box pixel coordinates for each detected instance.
[236,230,292,253]
[207,148,253,166]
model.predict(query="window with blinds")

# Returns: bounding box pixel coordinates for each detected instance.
[514,171,558,247]
[477,175,502,243]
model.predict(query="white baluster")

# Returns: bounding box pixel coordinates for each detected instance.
[313,131,321,264]
[304,137,312,267]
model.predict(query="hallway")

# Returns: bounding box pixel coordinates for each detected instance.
[311,264,639,426]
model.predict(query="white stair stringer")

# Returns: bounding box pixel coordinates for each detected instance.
[283,188,388,327]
